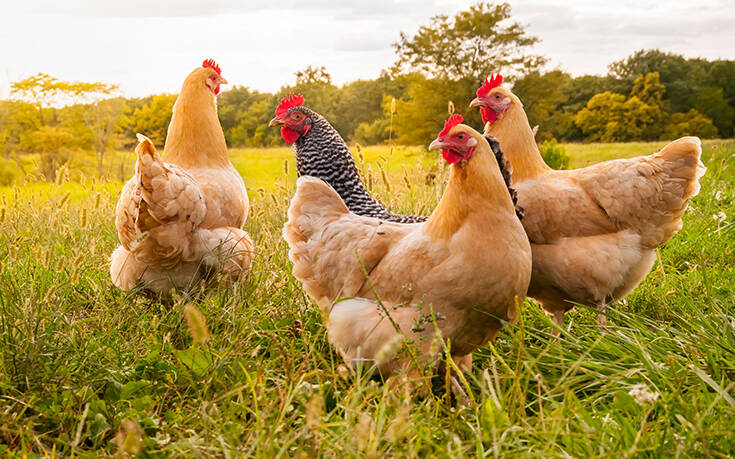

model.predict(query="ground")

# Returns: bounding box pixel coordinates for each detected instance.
[0,140,733,457]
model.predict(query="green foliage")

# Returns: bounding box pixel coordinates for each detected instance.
[0,159,21,186]
[0,141,733,456]
[390,74,484,145]
[710,60,735,105]
[693,86,735,137]
[512,70,573,141]
[10,73,119,108]
[575,91,626,141]
[352,119,391,145]
[663,109,719,139]
[219,87,279,147]
[608,49,708,113]
[7,74,126,179]
[129,94,176,147]
[392,1,545,81]
[575,73,668,142]
[538,138,570,169]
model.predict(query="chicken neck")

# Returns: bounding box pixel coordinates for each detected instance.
[162,80,231,169]
[486,105,550,181]
[424,143,515,240]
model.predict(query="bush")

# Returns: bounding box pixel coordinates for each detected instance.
[0,159,22,186]
[352,119,391,145]
[662,109,719,139]
[539,138,570,170]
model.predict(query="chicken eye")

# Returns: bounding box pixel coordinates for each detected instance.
[495,94,501,99]
[457,134,464,140]
[293,113,302,120]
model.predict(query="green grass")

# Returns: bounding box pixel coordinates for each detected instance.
[0,141,734,457]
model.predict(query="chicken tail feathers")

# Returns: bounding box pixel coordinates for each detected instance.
[656,136,706,200]
[641,136,705,246]
[284,176,350,244]
[134,134,164,196]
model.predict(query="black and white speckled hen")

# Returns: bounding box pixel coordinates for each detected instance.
[268,94,427,224]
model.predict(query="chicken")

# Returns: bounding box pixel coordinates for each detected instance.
[269,94,426,223]
[470,74,706,328]
[110,60,253,293]
[283,115,531,377]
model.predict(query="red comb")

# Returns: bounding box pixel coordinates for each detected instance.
[476,73,503,97]
[202,59,221,75]
[438,114,464,137]
[275,93,305,117]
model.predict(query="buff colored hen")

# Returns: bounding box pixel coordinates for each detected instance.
[471,74,705,328]
[110,60,253,293]
[283,116,531,377]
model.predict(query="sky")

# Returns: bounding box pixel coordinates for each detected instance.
[1,0,734,99]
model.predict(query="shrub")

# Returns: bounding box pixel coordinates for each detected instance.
[662,109,719,139]
[539,138,570,170]
[0,159,22,186]
[352,119,391,145]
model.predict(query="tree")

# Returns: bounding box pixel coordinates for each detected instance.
[130,94,176,147]
[277,66,341,136]
[295,66,332,85]
[19,126,75,180]
[710,60,735,105]
[662,109,718,139]
[608,49,708,113]
[389,74,481,145]
[692,86,734,137]
[10,73,123,177]
[511,70,572,140]
[630,72,666,108]
[575,92,625,141]
[79,97,127,177]
[575,73,668,142]
[0,100,41,158]
[392,2,545,82]
[629,72,667,140]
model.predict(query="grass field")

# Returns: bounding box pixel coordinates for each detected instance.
[0,140,734,457]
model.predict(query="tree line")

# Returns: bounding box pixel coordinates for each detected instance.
[1,2,733,181]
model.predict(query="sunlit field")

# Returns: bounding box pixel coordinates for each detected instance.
[0,141,734,456]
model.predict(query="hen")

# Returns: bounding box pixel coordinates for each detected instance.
[470,74,706,328]
[110,60,253,293]
[283,115,531,377]
[269,94,426,223]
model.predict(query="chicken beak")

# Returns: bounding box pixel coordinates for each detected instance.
[428,138,444,151]
[469,97,483,108]
[269,117,284,127]
[219,76,228,85]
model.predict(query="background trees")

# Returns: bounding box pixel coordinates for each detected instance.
[391,2,545,81]
[0,1,733,177]
[9,73,125,178]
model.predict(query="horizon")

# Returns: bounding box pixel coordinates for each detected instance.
[2,0,734,98]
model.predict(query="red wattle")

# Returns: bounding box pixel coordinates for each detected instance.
[481,108,497,124]
[442,149,463,164]
[214,85,220,96]
[281,127,300,145]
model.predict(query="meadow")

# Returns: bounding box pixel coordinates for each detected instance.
[0,140,734,457]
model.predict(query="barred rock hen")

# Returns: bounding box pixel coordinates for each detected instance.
[283,115,531,377]
[110,60,253,293]
[269,94,426,223]
[470,74,706,329]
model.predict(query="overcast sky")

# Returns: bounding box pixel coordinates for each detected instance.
[1,0,734,98]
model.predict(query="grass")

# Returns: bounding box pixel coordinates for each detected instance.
[0,140,733,457]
